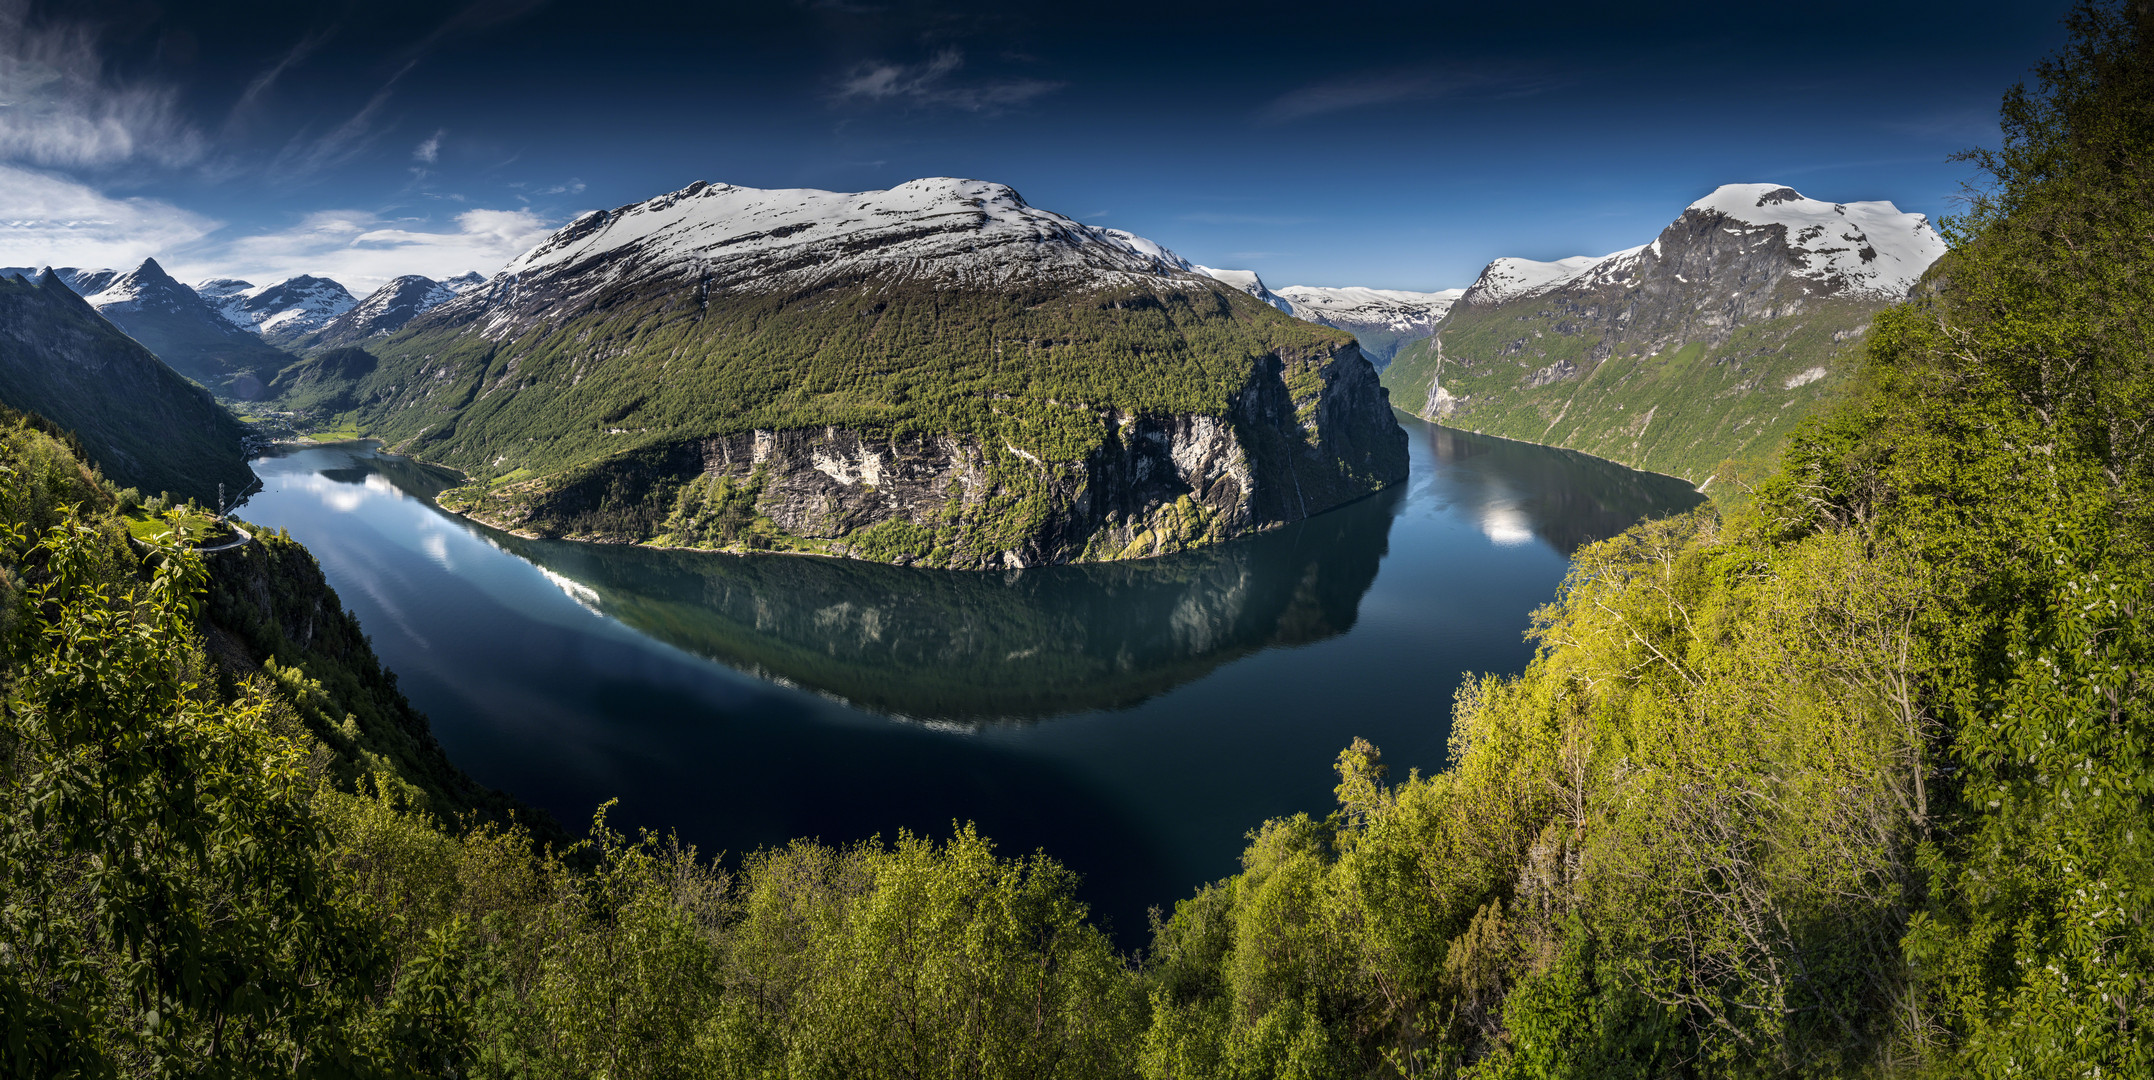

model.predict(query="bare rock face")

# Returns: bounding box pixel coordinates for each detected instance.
[466,337,1406,569]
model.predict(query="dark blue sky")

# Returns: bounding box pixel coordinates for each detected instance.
[0,0,2071,292]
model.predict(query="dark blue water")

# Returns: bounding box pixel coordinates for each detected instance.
[239,414,1702,942]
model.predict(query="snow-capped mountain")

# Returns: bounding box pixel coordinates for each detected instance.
[0,259,296,397]
[442,271,487,293]
[1458,183,1944,307]
[1272,285,1465,364]
[1383,182,1950,487]
[1173,265,1464,365]
[1190,265,1294,313]
[459,178,1205,335]
[199,275,357,343]
[1274,286,1463,329]
[302,274,468,348]
[259,176,1409,568]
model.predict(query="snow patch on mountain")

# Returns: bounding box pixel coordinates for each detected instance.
[1465,249,1646,305]
[495,177,1202,298]
[201,275,357,339]
[1686,183,1943,298]
[1273,285,1465,333]
[312,274,465,342]
[1101,229,1194,272]
[1460,183,1945,308]
[1191,265,1292,313]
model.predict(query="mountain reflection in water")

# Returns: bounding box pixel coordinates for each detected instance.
[235,413,1702,941]
[444,424,1699,726]
[488,484,1399,725]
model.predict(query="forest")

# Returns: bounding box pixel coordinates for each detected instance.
[1,2,2148,1075]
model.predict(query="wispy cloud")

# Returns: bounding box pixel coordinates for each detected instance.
[403,0,552,62]
[0,0,204,168]
[1260,66,1566,124]
[414,129,445,163]
[271,1,549,183]
[0,164,219,268]
[226,28,334,131]
[270,60,415,182]
[1881,107,1999,146]
[835,48,1062,113]
[210,206,557,292]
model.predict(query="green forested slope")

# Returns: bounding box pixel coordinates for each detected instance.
[277,278,1405,566]
[0,271,257,504]
[1141,5,2153,1074]
[1386,299,1876,489]
[294,283,1345,473]
[2,3,2148,1076]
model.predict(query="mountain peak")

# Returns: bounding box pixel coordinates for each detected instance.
[206,274,357,341]
[494,177,1200,310]
[1683,182,1943,297]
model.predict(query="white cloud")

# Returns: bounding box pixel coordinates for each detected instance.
[0,163,219,269]
[207,206,558,292]
[0,167,559,291]
[0,0,204,168]
[414,129,444,163]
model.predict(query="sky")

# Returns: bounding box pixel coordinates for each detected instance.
[0,0,2076,295]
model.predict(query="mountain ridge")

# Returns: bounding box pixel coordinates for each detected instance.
[268,176,1409,568]
[0,259,297,399]
[0,270,257,502]
[1382,182,1946,488]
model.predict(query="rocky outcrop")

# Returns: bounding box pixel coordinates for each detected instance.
[455,338,1406,569]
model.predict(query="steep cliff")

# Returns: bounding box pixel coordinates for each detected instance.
[1384,183,1944,487]
[0,271,256,502]
[284,178,1408,567]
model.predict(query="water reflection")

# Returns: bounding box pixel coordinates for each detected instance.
[1415,425,1705,554]
[486,484,1399,724]
[245,422,1698,729]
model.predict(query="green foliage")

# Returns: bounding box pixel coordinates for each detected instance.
[0,501,379,1074]
[1147,7,2154,1078]
[282,279,1392,561]
[0,416,1147,1078]
[1386,300,1877,491]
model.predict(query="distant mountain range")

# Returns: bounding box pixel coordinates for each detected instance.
[1,176,1945,512]
[0,260,298,399]
[1076,236,1460,366]
[1188,266,1461,366]
[0,263,489,399]
[1382,183,1946,488]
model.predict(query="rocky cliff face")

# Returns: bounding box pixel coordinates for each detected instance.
[449,335,1403,569]
[1383,184,1943,487]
